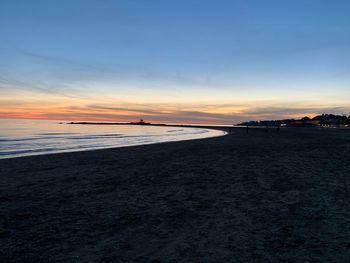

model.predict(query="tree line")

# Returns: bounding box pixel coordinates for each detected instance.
[238,114,350,127]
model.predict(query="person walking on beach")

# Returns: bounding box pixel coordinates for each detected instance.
[246,125,249,134]
[276,125,280,134]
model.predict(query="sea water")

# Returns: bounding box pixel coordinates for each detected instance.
[0,119,225,159]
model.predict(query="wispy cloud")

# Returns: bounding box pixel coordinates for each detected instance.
[0,74,89,99]
[9,49,230,92]
[2,99,348,124]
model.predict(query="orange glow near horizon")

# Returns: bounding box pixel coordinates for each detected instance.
[0,97,329,125]
[1,88,348,124]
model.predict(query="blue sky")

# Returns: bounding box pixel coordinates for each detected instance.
[1,0,350,123]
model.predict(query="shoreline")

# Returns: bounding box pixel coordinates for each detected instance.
[0,125,228,160]
[0,130,226,161]
[1,127,350,261]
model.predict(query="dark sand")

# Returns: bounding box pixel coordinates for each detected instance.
[1,128,350,262]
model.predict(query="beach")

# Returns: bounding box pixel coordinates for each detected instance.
[1,127,350,262]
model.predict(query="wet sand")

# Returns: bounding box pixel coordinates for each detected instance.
[1,127,350,262]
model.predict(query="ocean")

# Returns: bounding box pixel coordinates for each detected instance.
[0,119,225,159]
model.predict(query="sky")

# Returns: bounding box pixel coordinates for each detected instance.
[0,0,350,124]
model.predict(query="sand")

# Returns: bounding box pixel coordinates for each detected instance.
[1,127,350,262]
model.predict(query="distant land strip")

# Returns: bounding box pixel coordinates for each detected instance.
[67,121,234,133]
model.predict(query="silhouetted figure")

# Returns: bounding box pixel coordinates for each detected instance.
[264,126,268,133]
[228,128,232,134]
[276,125,280,134]
[246,126,249,134]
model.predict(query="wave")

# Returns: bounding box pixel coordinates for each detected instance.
[167,129,184,132]
[36,132,80,135]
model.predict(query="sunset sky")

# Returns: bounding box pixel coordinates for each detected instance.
[1,0,350,124]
